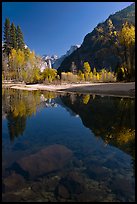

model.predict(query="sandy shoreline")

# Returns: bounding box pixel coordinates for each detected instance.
[2,82,135,97]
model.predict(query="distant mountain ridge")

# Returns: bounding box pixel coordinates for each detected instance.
[41,45,80,70]
[58,3,135,73]
[53,45,80,69]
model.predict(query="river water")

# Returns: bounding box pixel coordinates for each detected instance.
[2,88,135,202]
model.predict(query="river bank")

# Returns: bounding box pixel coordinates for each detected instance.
[2,81,135,97]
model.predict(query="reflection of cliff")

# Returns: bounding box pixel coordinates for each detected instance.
[60,94,135,158]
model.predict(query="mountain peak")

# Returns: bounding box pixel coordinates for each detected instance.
[52,44,81,69]
[58,3,135,73]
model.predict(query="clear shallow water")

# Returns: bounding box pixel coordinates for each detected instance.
[2,88,135,202]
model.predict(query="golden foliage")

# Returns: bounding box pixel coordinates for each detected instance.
[83,62,91,73]
[118,22,135,47]
[82,94,90,104]
[116,128,135,144]
[43,91,57,100]
[43,68,57,83]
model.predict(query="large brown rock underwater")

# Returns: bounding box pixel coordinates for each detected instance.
[7,144,73,179]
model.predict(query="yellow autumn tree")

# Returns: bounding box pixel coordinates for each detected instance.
[9,49,25,81]
[89,71,93,81]
[118,22,135,80]
[83,62,91,81]
[17,49,25,81]
[9,49,17,79]
[78,70,85,81]
[42,68,57,83]
[25,51,36,82]
[82,94,90,104]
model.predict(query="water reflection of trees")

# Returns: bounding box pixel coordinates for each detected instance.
[7,112,26,141]
[60,94,135,159]
[2,88,41,141]
[2,89,57,141]
[2,89,135,161]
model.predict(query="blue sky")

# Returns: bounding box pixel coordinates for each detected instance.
[2,2,133,57]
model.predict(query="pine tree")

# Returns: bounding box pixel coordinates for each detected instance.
[16,25,25,50]
[3,18,11,55]
[10,23,17,49]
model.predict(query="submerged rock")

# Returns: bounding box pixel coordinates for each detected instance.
[3,172,25,192]
[55,171,85,200]
[16,144,73,178]
[56,184,70,199]
[109,177,135,198]
[85,164,110,181]
[2,193,23,202]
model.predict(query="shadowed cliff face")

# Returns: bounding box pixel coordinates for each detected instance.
[59,93,135,159]
[58,3,135,73]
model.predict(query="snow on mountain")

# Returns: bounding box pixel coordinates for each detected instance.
[40,54,59,71]
[53,45,81,69]
[40,45,81,72]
